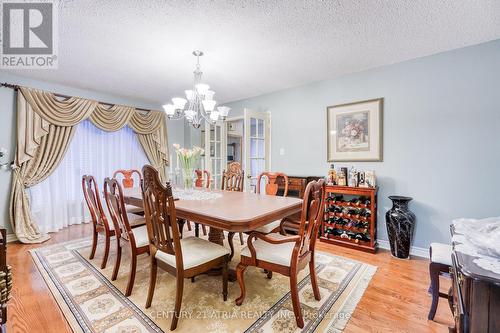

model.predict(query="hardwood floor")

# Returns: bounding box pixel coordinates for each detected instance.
[6,224,453,332]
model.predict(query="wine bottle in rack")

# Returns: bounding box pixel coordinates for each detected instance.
[350,198,361,205]
[332,228,343,236]
[360,208,371,218]
[334,195,340,202]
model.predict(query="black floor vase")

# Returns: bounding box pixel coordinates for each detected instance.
[385,196,415,259]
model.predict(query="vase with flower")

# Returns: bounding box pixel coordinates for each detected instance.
[173,143,204,190]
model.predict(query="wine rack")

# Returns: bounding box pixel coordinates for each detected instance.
[320,185,378,253]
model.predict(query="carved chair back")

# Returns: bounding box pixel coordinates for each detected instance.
[295,179,325,258]
[82,175,109,230]
[141,165,183,269]
[195,169,211,188]
[103,177,134,243]
[113,169,142,188]
[221,162,244,192]
[257,172,289,197]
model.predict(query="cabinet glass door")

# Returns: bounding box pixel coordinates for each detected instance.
[204,121,226,189]
[244,109,270,192]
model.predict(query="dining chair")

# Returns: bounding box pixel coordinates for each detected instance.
[253,172,289,234]
[103,177,149,296]
[112,169,144,214]
[141,165,230,331]
[240,172,290,278]
[194,169,211,188]
[222,162,245,253]
[186,169,209,237]
[428,242,452,320]
[228,172,289,262]
[235,179,325,328]
[82,175,115,269]
[221,162,244,192]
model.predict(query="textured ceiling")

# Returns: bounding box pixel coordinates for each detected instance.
[4,0,500,105]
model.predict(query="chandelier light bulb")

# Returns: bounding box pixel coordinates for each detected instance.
[172,97,187,110]
[217,106,230,118]
[162,103,176,116]
[202,99,217,112]
[210,110,220,121]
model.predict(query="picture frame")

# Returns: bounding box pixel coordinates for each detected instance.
[327,98,383,162]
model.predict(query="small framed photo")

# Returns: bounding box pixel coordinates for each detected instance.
[327,98,383,162]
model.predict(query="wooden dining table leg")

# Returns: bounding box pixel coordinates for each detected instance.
[207,227,237,281]
[208,227,224,245]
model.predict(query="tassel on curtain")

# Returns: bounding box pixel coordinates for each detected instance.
[10,86,169,243]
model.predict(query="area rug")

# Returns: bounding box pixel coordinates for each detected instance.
[30,231,376,333]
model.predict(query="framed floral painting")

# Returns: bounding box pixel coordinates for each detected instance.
[327,98,383,161]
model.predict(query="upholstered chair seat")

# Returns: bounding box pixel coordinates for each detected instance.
[103,211,145,230]
[240,233,294,266]
[430,242,452,266]
[253,220,282,234]
[125,204,144,214]
[155,236,230,269]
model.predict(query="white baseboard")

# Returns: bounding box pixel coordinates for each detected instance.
[377,239,428,259]
[6,233,18,243]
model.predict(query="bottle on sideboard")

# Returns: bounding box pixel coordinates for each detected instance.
[327,164,337,185]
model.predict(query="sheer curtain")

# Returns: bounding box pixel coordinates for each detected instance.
[29,120,149,233]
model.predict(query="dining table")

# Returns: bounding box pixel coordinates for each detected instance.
[122,186,303,279]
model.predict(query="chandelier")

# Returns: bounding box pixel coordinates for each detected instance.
[162,50,230,129]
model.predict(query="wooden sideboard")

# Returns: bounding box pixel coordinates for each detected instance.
[450,227,500,333]
[277,175,323,199]
[278,175,323,232]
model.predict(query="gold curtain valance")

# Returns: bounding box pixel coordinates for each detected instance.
[20,87,99,126]
[129,110,166,135]
[90,104,135,132]
[16,86,167,166]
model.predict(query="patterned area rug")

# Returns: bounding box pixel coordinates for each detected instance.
[30,232,376,333]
